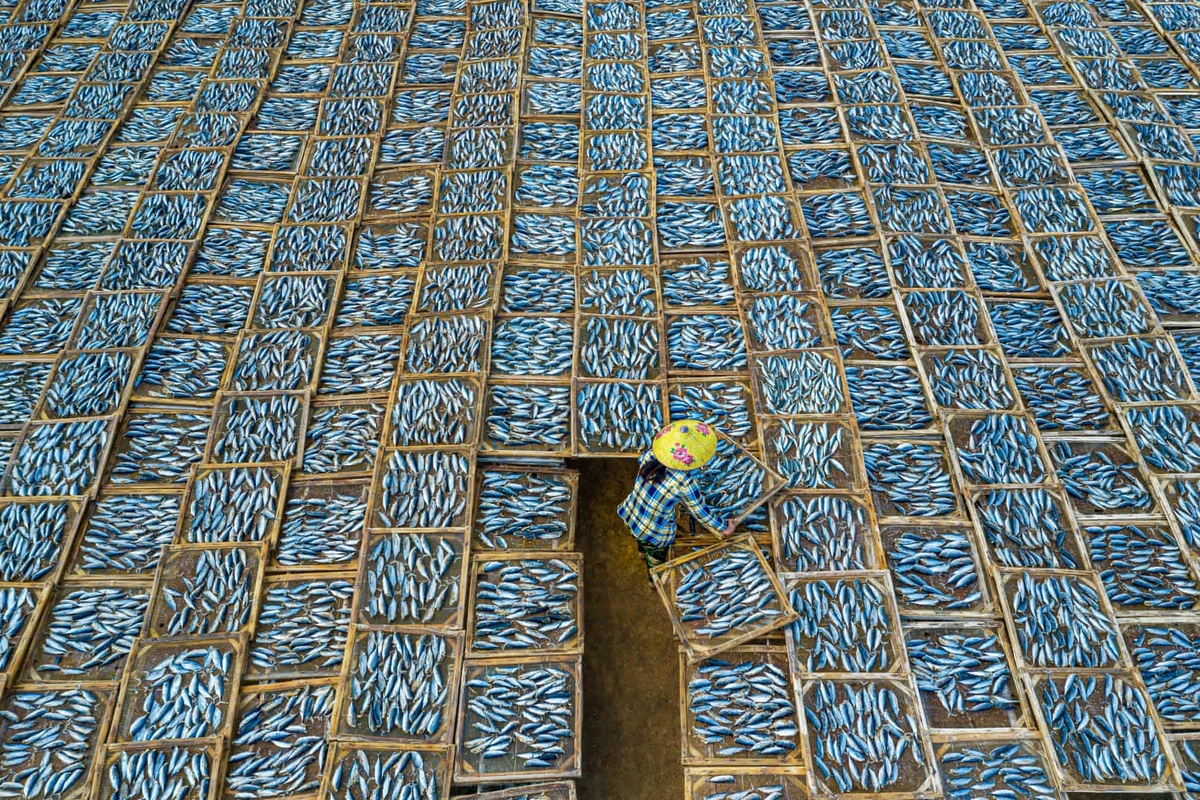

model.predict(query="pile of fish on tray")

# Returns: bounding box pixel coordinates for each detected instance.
[4,0,1200,793]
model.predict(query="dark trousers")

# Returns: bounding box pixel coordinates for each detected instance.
[636,539,670,568]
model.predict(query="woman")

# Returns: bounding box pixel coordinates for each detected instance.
[618,420,735,572]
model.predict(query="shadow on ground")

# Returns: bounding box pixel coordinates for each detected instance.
[573,458,684,800]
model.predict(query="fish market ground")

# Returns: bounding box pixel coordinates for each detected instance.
[574,458,685,800]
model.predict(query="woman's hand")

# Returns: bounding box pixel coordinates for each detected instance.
[722,520,736,538]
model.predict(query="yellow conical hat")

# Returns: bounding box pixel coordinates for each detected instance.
[652,420,717,471]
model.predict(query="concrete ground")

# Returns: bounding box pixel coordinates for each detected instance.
[574,458,685,800]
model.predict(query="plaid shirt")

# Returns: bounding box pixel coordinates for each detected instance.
[618,451,727,548]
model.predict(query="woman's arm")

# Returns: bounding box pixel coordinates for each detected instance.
[680,474,729,535]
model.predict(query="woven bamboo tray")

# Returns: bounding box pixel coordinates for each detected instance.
[356,529,469,632]
[20,578,148,686]
[455,781,576,800]
[112,633,247,744]
[651,533,796,662]
[0,495,87,585]
[465,550,583,658]
[795,675,941,800]
[0,681,118,800]
[879,520,994,619]
[174,460,292,548]
[94,737,227,800]
[330,625,463,745]
[684,767,807,800]
[927,732,1066,800]
[319,742,455,800]
[472,464,579,552]
[244,571,356,683]
[453,653,583,785]
[903,618,1034,733]
[783,570,908,679]
[1022,668,1183,794]
[679,644,804,767]
[143,542,267,640]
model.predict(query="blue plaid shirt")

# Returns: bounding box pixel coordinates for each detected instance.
[618,451,727,548]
